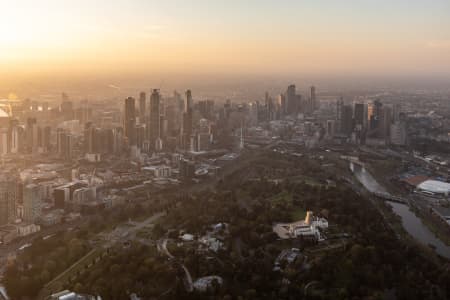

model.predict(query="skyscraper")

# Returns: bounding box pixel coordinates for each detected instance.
[124,97,136,146]
[23,183,41,223]
[354,103,365,128]
[56,128,73,160]
[0,171,18,225]
[310,85,316,112]
[277,94,286,117]
[336,97,344,132]
[148,89,161,150]
[139,92,146,124]
[340,104,354,136]
[185,89,193,113]
[369,99,383,131]
[182,90,193,150]
[286,84,297,115]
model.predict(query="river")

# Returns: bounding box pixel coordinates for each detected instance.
[350,162,450,259]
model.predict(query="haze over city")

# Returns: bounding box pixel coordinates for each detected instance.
[1,0,450,98]
[0,1,450,300]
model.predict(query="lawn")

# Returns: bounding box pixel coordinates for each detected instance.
[291,207,306,221]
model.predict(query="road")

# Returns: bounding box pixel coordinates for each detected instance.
[0,218,86,259]
[38,212,165,299]
[157,238,193,292]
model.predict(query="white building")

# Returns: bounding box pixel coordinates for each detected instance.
[390,121,407,146]
[23,184,42,223]
[16,223,41,236]
[416,180,450,197]
[273,211,328,241]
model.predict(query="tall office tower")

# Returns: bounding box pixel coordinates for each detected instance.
[135,124,146,149]
[336,97,344,132]
[25,118,37,153]
[84,122,95,153]
[265,92,275,121]
[23,183,41,223]
[354,103,367,144]
[75,100,91,125]
[277,94,286,117]
[340,104,354,136]
[56,128,73,160]
[264,92,270,121]
[60,93,74,120]
[248,101,259,126]
[124,97,136,146]
[0,128,8,155]
[148,89,161,150]
[185,89,193,113]
[390,121,407,146]
[43,126,51,153]
[380,105,393,139]
[326,120,336,137]
[10,120,24,154]
[10,125,19,154]
[36,126,43,152]
[354,103,365,128]
[392,103,402,123]
[367,102,374,126]
[139,92,146,124]
[181,90,193,150]
[370,99,383,131]
[286,84,297,115]
[112,127,124,154]
[197,100,215,120]
[0,171,18,225]
[310,85,317,111]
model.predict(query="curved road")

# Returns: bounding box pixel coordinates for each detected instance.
[158,238,193,292]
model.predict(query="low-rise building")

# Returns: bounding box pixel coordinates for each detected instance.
[15,222,40,237]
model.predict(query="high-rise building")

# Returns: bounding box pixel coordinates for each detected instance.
[112,127,124,154]
[380,105,393,139]
[286,85,298,115]
[277,94,286,117]
[354,103,366,128]
[26,117,37,153]
[197,100,215,120]
[139,92,146,124]
[0,128,8,155]
[124,97,136,146]
[148,89,161,150]
[0,171,18,225]
[340,105,354,136]
[369,99,383,131]
[390,121,407,146]
[392,103,402,123]
[310,86,317,112]
[336,97,344,132]
[181,90,193,150]
[56,128,73,160]
[326,120,336,137]
[185,89,193,113]
[23,183,41,223]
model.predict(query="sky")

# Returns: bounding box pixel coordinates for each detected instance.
[0,0,450,86]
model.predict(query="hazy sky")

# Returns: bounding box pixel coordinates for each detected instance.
[1,0,450,82]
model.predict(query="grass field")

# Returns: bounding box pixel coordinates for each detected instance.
[291,207,306,221]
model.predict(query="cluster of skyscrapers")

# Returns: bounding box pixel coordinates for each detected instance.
[332,99,406,145]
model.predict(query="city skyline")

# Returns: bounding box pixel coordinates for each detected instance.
[1,0,450,86]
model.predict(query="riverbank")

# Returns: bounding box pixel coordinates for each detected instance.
[365,161,450,247]
[350,162,450,260]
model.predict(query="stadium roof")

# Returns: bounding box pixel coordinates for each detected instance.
[417,180,450,195]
